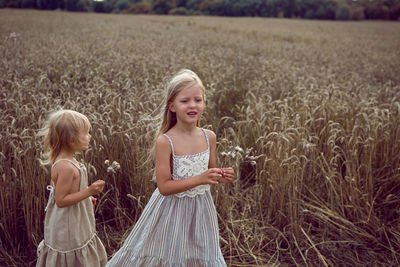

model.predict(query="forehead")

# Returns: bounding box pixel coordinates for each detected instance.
[176,84,204,98]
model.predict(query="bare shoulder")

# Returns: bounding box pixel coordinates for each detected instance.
[51,161,77,183]
[52,161,76,174]
[203,129,216,143]
[155,134,172,152]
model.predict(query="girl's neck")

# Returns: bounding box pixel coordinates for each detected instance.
[56,148,76,161]
[173,122,198,135]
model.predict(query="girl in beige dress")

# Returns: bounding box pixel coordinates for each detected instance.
[36,109,107,267]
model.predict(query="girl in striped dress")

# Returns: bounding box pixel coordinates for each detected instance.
[106,69,235,266]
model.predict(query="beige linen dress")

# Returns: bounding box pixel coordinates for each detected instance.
[36,159,107,267]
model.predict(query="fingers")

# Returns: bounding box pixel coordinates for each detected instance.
[91,180,105,194]
[209,168,222,174]
[209,168,222,177]
[210,179,219,185]
[201,168,221,185]
[209,168,236,184]
[95,180,105,190]
[210,168,222,183]
[95,179,105,185]
[221,168,234,177]
[219,167,235,183]
[220,168,234,174]
[91,196,97,206]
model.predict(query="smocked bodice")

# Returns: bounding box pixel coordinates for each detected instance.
[163,129,210,198]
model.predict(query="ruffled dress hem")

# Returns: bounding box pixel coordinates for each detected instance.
[110,254,227,267]
[36,233,107,267]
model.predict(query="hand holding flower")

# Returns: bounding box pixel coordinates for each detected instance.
[219,167,234,183]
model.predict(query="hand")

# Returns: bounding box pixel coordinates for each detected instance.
[89,179,105,195]
[199,168,223,185]
[219,167,235,183]
[91,196,97,206]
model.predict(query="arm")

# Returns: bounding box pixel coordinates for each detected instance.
[155,135,221,196]
[53,162,105,208]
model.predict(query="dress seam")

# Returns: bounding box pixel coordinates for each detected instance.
[43,232,97,253]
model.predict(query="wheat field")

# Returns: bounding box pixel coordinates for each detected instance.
[1,8,400,266]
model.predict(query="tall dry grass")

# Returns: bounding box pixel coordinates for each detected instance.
[1,8,400,266]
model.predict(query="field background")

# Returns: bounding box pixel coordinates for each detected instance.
[1,8,400,266]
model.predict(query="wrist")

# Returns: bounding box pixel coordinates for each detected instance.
[86,186,95,197]
[193,174,204,186]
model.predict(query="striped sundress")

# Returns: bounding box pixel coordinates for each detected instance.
[106,128,226,266]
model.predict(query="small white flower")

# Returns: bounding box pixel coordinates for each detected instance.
[112,161,120,170]
[234,146,244,153]
[104,160,110,165]
[107,166,115,173]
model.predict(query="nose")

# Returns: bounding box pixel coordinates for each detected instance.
[189,100,196,107]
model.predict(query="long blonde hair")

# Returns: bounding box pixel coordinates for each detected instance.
[38,109,91,165]
[147,69,206,182]
[157,69,205,136]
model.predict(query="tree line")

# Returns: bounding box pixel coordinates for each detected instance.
[2,0,400,20]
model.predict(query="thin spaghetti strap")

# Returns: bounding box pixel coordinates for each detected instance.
[52,159,81,170]
[200,128,210,150]
[162,134,175,157]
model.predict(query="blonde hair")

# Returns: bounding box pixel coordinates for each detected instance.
[157,69,205,136]
[38,109,91,165]
[146,69,206,182]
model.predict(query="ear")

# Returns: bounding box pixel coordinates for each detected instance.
[169,103,176,112]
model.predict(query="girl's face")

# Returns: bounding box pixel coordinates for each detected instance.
[72,127,91,152]
[169,84,205,125]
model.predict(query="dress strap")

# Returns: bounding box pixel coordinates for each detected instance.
[44,185,54,212]
[162,134,175,157]
[200,128,210,150]
[52,158,81,170]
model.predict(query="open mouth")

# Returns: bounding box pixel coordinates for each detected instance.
[187,111,197,116]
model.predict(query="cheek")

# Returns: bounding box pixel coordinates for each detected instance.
[199,103,205,112]
[69,137,77,146]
